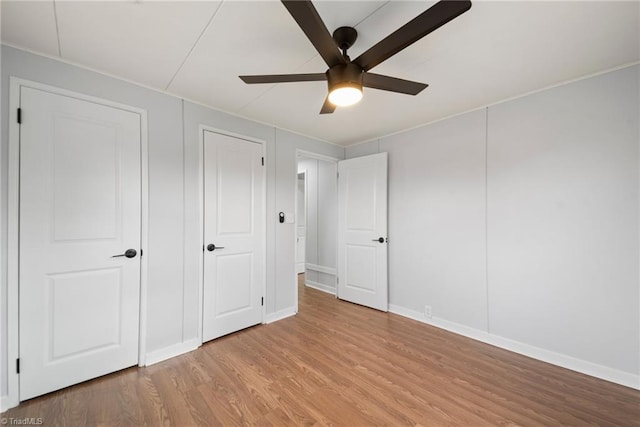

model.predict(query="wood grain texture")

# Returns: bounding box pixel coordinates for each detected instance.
[3,280,639,426]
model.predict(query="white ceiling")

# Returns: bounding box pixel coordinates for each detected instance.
[2,1,638,146]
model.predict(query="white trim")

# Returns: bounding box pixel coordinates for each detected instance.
[305,281,336,295]
[296,149,340,164]
[1,395,13,413]
[0,397,9,413]
[197,125,267,344]
[295,170,307,276]
[138,106,150,367]
[144,338,201,366]
[7,78,150,407]
[197,127,204,344]
[388,304,640,391]
[261,142,268,324]
[6,78,21,412]
[305,263,337,276]
[265,307,297,324]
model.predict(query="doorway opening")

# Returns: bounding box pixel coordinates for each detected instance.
[295,151,339,310]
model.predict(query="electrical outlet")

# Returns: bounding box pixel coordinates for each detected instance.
[424,305,432,319]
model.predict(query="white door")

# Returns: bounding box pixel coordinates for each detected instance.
[337,152,388,311]
[19,87,142,400]
[202,131,264,342]
[296,173,306,274]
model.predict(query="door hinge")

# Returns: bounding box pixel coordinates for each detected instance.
[261,157,264,166]
[337,171,339,179]
[261,297,264,306]
[17,108,22,124]
[16,358,20,374]
[336,277,339,284]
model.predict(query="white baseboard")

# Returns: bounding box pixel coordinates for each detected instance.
[144,338,201,366]
[265,307,296,324]
[1,393,19,412]
[388,304,640,390]
[305,280,336,295]
[305,263,337,276]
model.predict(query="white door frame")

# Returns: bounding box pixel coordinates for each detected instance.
[6,77,149,410]
[294,150,340,312]
[295,170,307,275]
[196,125,267,344]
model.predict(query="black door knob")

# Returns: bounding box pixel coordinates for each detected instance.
[112,249,137,258]
[207,244,225,251]
[371,237,385,243]
[124,249,137,258]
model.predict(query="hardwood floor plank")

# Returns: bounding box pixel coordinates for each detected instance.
[3,282,639,426]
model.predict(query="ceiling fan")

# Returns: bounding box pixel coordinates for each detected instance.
[240,0,472,114]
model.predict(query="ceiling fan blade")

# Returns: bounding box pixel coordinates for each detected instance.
[320,97,336,114]
[353,0,472,72]
[363,73,428,95]
[281,0,347,68]
[240,73,327,84]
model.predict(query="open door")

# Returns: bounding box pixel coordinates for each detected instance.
[337,152,388,311]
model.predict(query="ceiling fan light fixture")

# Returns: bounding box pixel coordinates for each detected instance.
[326,63,364,107]
[328,83,363,107]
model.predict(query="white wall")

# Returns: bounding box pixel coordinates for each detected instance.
[298,157,338,293]
[386,109,488,330]
[0,45,343,406]
[347,65,640,388]
[486,67,639,374]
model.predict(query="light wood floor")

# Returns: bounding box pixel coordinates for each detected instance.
[3,276,639,426]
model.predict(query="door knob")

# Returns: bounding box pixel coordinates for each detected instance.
[112,249,137,258]
[207,244,225,251]
[371,237,385,243]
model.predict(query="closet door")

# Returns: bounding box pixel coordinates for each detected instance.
[19,86,142,400]
[202,130,264,341]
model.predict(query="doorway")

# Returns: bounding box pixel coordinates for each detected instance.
[295,152,339,303]
[294,151,390,313]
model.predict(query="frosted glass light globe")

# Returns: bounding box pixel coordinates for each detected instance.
[328,86,363,107]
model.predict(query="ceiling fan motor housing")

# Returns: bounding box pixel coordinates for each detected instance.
[326,62,363,92]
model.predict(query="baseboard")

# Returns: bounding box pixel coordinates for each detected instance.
[305,280,336,295]
[388,304,640,390]
[1,394,19,413]
[144,338,201,366]
[305,263,337,276]
[265,307,297,324]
